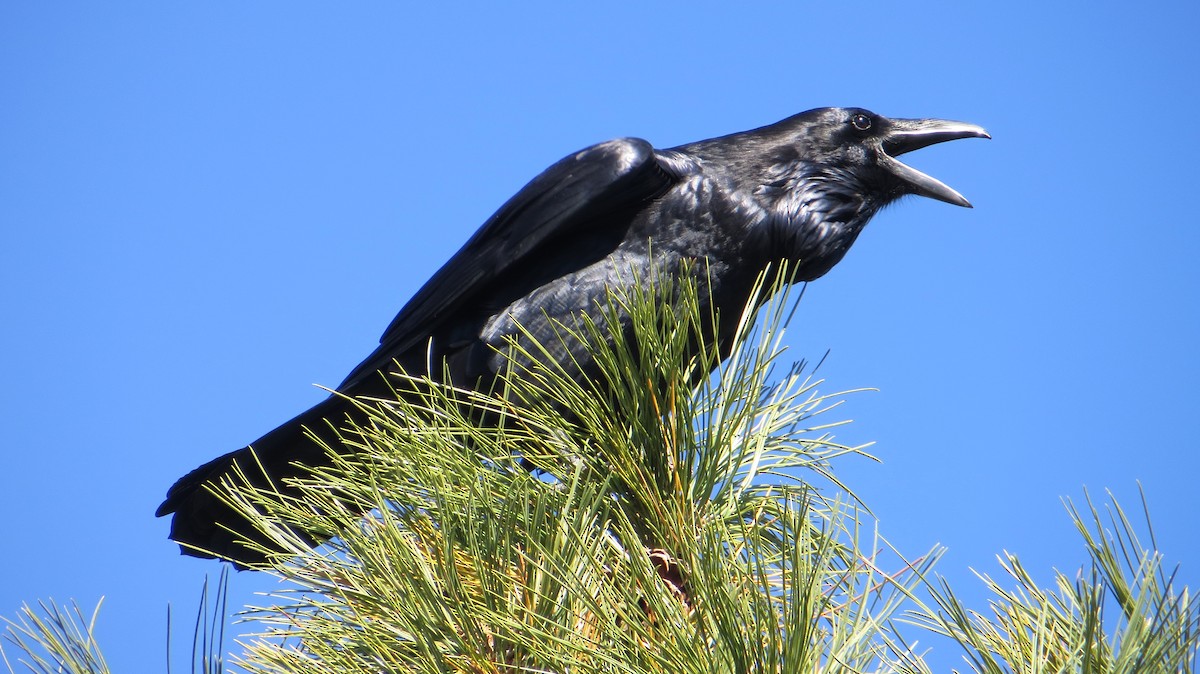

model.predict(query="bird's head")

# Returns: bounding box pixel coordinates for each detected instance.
[681,107,988,278]
[763,106,990,209]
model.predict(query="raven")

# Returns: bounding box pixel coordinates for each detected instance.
[158,107,988,564]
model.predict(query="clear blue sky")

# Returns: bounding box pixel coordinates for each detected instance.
[2,3,1197,671]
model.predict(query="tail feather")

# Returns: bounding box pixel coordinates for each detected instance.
[156,392,361,566]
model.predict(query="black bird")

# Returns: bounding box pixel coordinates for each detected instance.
[158,107,988,564]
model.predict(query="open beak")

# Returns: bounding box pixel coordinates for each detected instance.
[881,118,990,208]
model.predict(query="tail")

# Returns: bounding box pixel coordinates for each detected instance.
[155,392,362,567]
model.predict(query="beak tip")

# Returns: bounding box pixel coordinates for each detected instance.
[950,191,974,208]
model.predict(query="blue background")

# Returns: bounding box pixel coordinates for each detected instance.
[2,3,1197,670]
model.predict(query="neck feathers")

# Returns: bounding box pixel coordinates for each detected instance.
[755,162,885,280]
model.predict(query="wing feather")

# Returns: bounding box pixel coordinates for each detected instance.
[337,137,677,390]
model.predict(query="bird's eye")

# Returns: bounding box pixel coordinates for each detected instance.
[851,113,872,131]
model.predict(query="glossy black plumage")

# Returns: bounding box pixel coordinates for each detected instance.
[158,107,987,565]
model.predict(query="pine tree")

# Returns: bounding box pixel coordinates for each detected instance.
[4,265,1197,673]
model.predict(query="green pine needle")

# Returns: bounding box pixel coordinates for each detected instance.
[4,262,1195,674]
